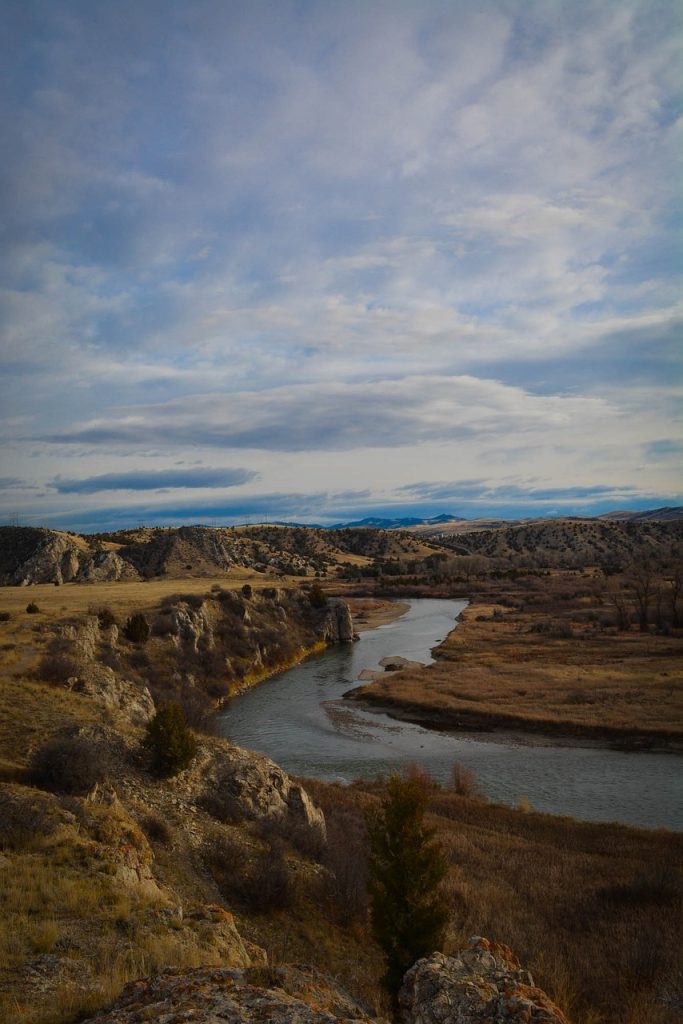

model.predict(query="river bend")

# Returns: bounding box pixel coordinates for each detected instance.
[221,598,682,831]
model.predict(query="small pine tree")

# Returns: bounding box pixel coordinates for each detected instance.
[366,773,449,1010]
[123,612,149,643]
[143,703,197,777]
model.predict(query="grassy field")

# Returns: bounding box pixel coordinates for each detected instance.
[349,574,683,747]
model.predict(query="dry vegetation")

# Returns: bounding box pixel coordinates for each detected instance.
[304,773,683,1024]
[0,560,681,1024]
[350,571,683,746]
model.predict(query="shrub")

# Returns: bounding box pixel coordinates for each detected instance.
[25,602,40,614]
[96,607,117,629]
[452,761,479,798]
[0,611,10,622]
[308,583,328,608]
[123,613,150,644]
[37,653,81,684]
[141,813,173,846]
[27,735,103,795]
[142,703,197,777]
[241,584,253,599]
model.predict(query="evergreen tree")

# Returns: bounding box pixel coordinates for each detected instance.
[367,773,449,1011]
[143,703,197,777]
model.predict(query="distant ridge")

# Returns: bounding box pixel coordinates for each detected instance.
[330,513,462,530]
[596,506,683,522]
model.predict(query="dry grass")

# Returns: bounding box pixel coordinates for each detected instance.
[304,775,683,1024]
[0,574,289,621]
[351,578,683,745]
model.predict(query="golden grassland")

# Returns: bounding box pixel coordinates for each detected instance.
[350,577,683,746]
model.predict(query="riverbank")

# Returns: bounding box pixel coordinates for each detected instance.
[346,576,683,751]
[345,597,410,630]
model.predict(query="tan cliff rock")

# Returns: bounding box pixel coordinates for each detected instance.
[172,736,327,840]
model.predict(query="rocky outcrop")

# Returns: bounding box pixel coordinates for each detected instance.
[399,937,570,1024]
[82,784,161,898]
[58,616,103,660]
[69,664,155,725]
[167,600,215,652]
[320,598,356,643]
[77,964,379,1023]
[74,938,570,1024]
[78,550,141,582]
[173,737,326,839]
[13,532,83,585]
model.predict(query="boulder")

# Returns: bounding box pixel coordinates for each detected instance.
[399,937,571,1024]
[58,615,101,661]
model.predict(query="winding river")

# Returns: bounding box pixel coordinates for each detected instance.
[221,598,682,831]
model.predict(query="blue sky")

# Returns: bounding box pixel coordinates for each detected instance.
[1,0,681,531]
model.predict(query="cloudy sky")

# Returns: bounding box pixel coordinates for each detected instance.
[1,0,681,531]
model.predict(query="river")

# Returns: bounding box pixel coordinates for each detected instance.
[221,598,682,831]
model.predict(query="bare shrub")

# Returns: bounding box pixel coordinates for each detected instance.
[0,611,10,622]
[27,734,104,795]
[322,808,369,924]
[452,761,479,798]
[26,602,40,614]
[244,837,293,912]
[36,653,81,684]
[140,813,174,846]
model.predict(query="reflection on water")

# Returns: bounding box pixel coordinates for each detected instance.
[220,598,683,831]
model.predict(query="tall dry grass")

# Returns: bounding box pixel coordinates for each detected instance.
[303,775,683,1024]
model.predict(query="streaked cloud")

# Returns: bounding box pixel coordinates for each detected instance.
[50,467,257,494]
[0,1,680,526]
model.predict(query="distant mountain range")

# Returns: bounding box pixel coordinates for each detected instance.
[333,507,683,531]
[331,513,460,530]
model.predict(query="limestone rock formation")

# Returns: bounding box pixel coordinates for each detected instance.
[167,600,214,652]
[13,532,83,585]
[78,550,141,582]
[77,964,379,1023]
[398,937,571,1024]
[58,616,103,661]
[69,664,155,725]
[173,737,326,839]
[320,598,356,643]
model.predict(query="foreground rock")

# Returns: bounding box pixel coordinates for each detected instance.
[79,964,380,1023]
[399,937,570,1024]
[77,938,570,1024]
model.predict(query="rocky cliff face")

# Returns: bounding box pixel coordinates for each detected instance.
[320,598,356,642]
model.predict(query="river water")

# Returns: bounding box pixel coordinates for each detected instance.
[221,598,682,831]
